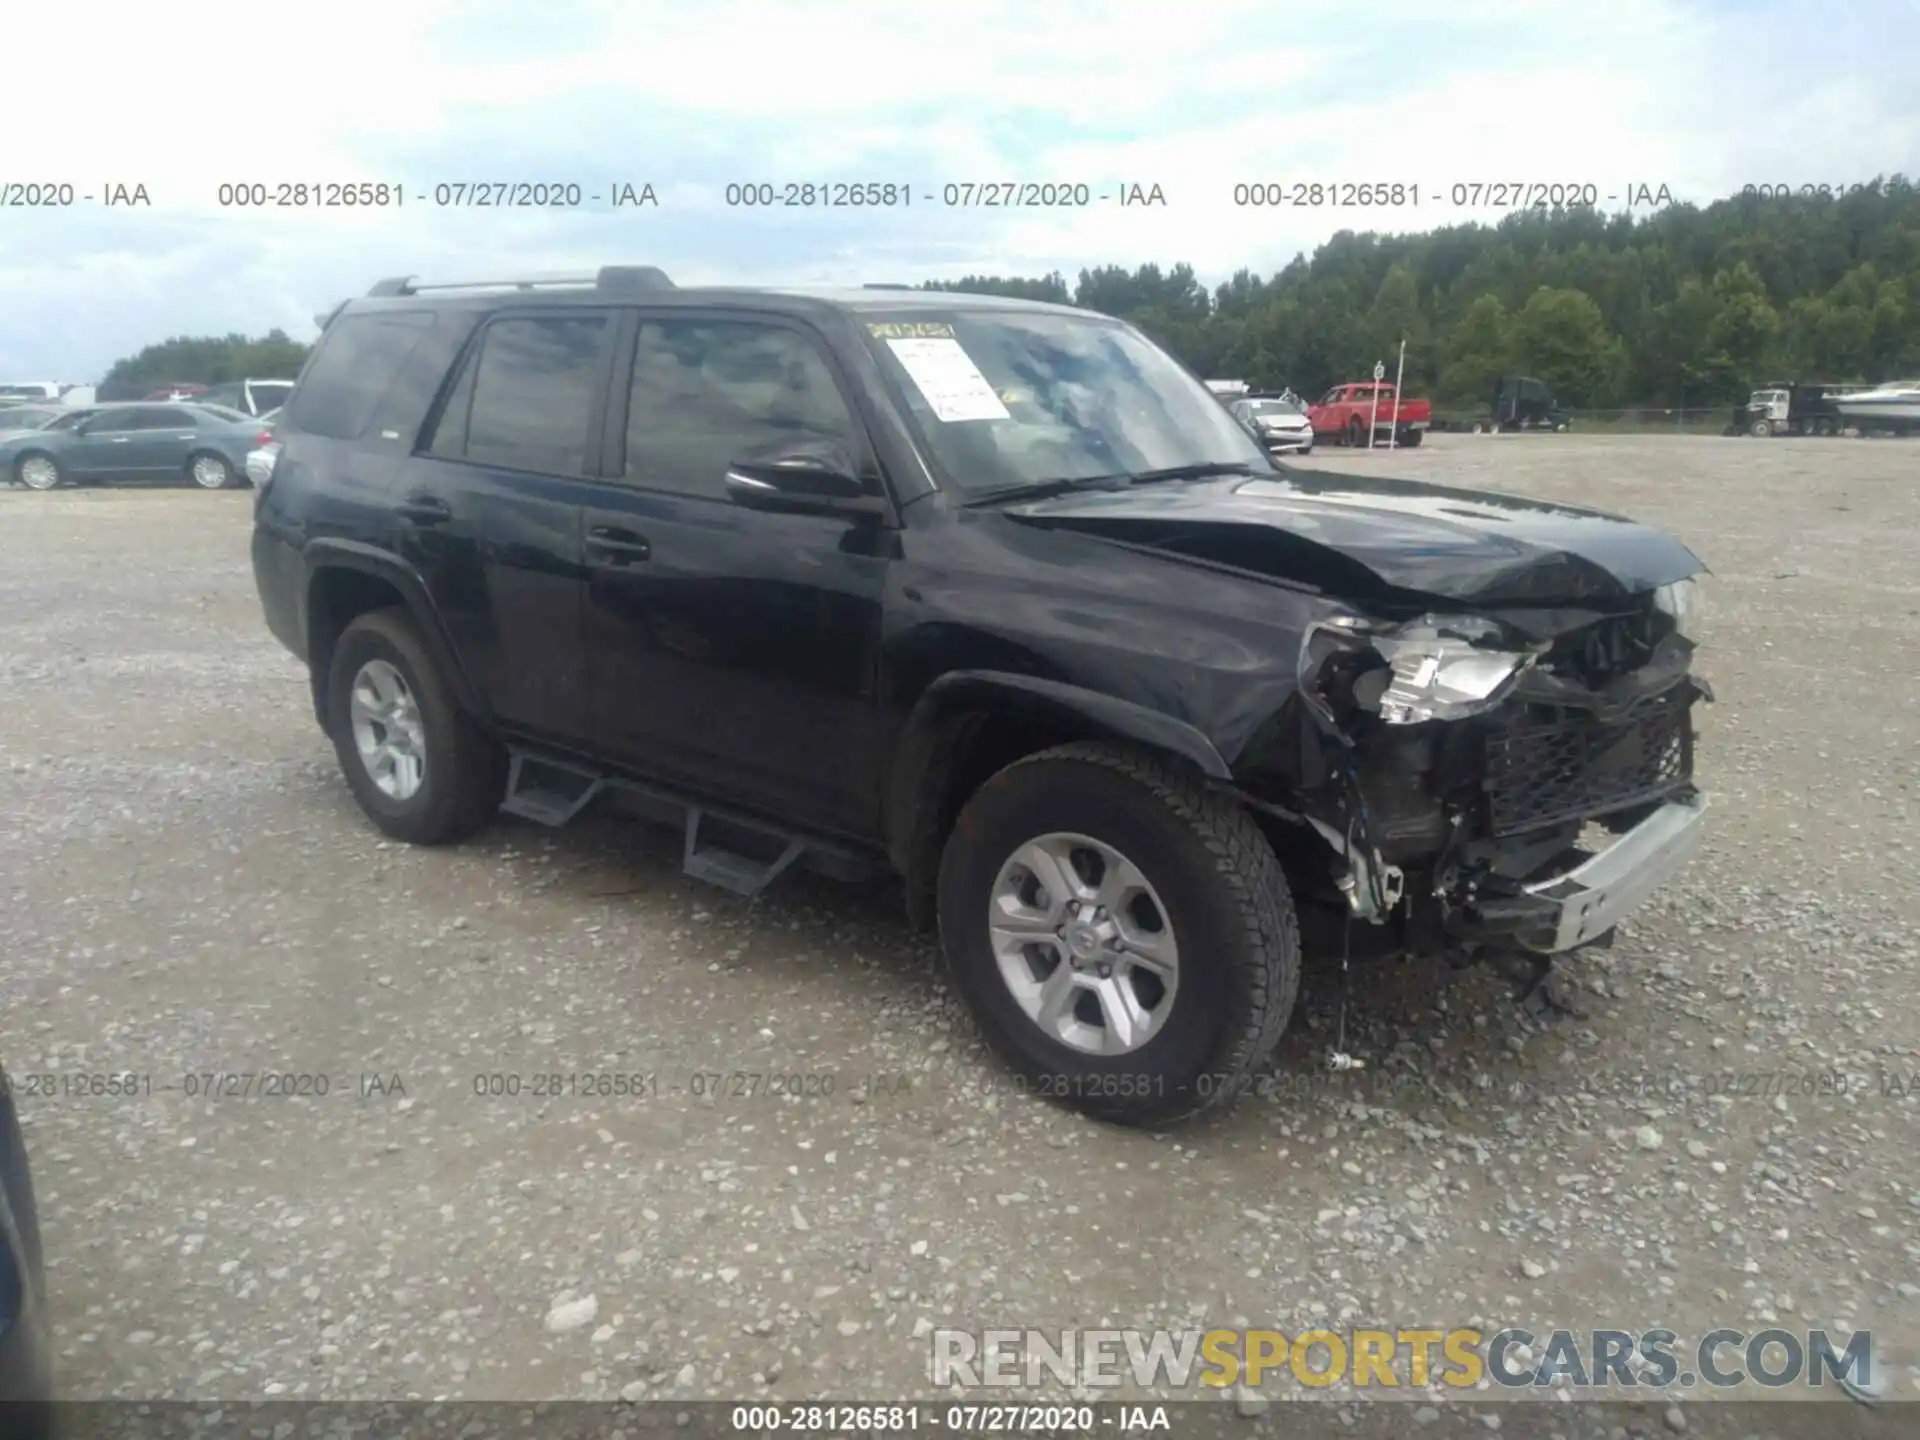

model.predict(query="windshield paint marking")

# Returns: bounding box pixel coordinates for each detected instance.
[867,321,955,339]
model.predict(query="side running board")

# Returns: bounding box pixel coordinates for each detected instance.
[499,744,874,900]
[500,751,603,827]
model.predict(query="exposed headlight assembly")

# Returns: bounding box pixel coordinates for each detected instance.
[1301,613,1540,727]
[1651,577,1703,641]
[1371,616,1540,724]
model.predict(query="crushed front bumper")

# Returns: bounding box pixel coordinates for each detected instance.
[1449,792,1709,954]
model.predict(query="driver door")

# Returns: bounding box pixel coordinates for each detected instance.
[62,406,146,479]
[581,310,892,839]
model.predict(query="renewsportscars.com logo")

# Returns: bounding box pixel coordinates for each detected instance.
[929,1327,1873,1392]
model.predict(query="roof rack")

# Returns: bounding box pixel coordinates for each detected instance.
[365,266,674,298]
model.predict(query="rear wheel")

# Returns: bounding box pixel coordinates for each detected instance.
[324,609,506,844]
[188,452,236,489]
[936,743,1300,1126]
[1400,428,1423,448]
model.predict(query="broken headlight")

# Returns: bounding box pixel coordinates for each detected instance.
[1301,613,1539,727]
[1371,616,1539,724]
[1651,577,1703,641]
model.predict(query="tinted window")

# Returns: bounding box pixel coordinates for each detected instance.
[249,381,294,409]
[134,406,197,428]
[198,383,244,408]
[43,410,92,432]
[624,319,854,496]
[429,314,611,477]
[192,404,251,424]
[286,311,436,440]
[84,407,142,430]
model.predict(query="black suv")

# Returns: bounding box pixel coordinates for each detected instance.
[0,1065,51,1432]
[252,267,1711,1126]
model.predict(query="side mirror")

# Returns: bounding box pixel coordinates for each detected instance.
[723,442,889,517]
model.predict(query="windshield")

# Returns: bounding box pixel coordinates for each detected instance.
[860,309,1274,495]
[0,405,61,429]
[1248,399,1303,416]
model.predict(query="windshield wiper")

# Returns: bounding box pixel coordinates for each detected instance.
[964,461,1263,507]
[963,473,1136,506]
[1125,461,1263,485]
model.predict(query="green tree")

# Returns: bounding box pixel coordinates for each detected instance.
[102,330,311,393]
[1513,287,1618,405]
[1700,263,1782,393]
[1437,294,1514,404]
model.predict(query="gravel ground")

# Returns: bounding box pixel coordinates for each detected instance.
[2,434,1918,1421]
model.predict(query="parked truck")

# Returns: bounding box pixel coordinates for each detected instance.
[1308,381,1433,447]
[1726,382,1856,437]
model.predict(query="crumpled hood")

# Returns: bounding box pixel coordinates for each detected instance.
[1003,469,1705,606]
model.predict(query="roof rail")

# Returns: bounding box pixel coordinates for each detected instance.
[862,283,916,290]
[363,267,674,299]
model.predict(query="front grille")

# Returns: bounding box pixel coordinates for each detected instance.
[1482,693,1692,837]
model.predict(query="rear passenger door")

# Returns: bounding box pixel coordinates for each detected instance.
[123,405,202,478]
[579,310,892,840]
[408,309,617,746]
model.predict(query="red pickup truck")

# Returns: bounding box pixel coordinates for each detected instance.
[1308,382,1432,447]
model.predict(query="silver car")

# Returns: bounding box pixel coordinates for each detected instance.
[1230,395,1314,454]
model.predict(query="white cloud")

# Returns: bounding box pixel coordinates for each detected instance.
[1,0,1914,378]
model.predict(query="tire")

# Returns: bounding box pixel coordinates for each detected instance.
[323,608,506,845]
[1400,428,1423,448]
[1751,418,1773,437]
[188,451,236,489]
[936,742,1301,1126]
[14,453,62,491]
[1346,418,1366,448]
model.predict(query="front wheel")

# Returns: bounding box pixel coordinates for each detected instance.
[14,453,62,491]
[324,609,506,845]
[936,743,1301,1126]
[1750,418,1773,437]
[1346,418,1366,447]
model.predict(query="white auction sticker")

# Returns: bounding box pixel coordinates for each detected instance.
[885,337,1010,422]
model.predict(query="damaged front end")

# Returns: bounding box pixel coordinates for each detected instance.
[1235,579,1711,1003]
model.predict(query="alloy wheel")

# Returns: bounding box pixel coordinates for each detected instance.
[18,456,58,491]
[348,659,428,801]
[191,455,232,489]
[987,832,1180,1056]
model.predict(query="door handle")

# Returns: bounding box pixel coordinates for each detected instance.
[395,494,452,525]
[110,436,131,443]
[586,524,650,563]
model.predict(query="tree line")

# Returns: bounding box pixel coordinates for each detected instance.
[926,178,1919,409]
[99,178,1918,410]
[98,331,312,401]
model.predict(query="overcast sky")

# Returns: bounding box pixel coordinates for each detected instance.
[3,0,1915,381]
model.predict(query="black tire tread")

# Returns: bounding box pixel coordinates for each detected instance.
[954,740,1300,1125]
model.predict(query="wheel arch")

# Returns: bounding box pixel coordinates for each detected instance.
[303,542,488,732]
[885,671,1232,932]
